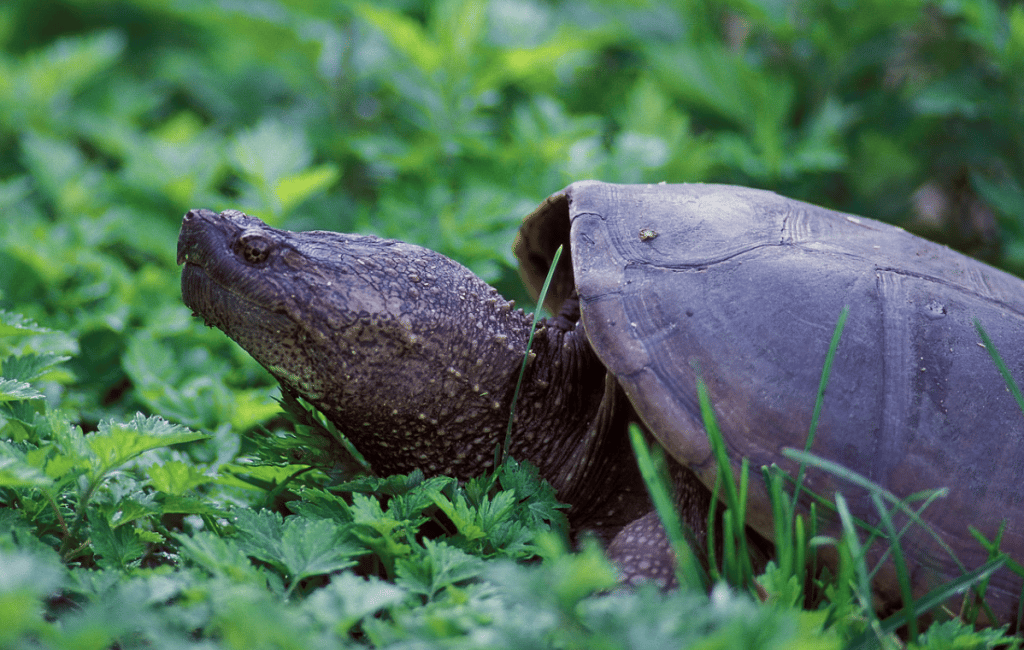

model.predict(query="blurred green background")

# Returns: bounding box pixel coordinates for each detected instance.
[0,0,1022,435]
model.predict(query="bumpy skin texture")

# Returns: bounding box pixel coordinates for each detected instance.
[180,177,1024,622]
[177,209,695,578]
[517,181,1024,622]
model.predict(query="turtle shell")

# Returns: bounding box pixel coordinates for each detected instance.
[515,180,1024,618]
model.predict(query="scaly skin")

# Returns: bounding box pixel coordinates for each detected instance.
[177,208,708,584]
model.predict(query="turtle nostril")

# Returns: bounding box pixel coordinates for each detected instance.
[184,208,219,223]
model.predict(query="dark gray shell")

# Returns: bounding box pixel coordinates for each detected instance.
[515,180,1024,618]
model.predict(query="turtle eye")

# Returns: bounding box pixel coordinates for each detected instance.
[236,231,273,265]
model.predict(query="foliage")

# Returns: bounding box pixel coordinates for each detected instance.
[1,0,1023,647]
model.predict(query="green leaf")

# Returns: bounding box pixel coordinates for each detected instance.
[0,311,47,338]
[85,414,209,476]
[276,518,363,584]
[9,31,125,115]
[158,494,223,517]
[0,446,51,488]
[909,618,1013,650]
[355,4,442,73]
[275,164,340,215]
[147,460,213,496]
[395,539,484,600]
[0,549,64,647]
[89,514,147,571]
[303,572,406,636]
[287,488,356,522]
[0,378,43,402]
[175,531,265,584]
[429,489,489,542]
[348,492,414,566]
[231,509,363,589]
[0,353,68,382]
[496,458,567,522]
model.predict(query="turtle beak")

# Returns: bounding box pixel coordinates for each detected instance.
[177,209,221,266]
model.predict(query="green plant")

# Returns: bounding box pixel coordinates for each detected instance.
[2,0,1023,646]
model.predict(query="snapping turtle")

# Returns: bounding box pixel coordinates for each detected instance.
[178,181,1024,621]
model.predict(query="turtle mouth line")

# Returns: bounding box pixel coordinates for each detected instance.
[180,261,287,316]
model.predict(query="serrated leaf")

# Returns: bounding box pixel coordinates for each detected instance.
[218,463,315,492]
[136,530,163,544]
[1,353,69,383]
[428,489,491,542]
[231,509,363,587]
[497,458,569,534]
[287,488,354,521]
[277,518,362,584]
[230,508,285,550]
[350,492,412,541]
[394,539,483,600]
[99,492,160,529]
[337,468,436,497]
[174,531,265,584]
[0,311,47,337]
[348,493,414,566]
[0,378,43,402]
[90,515,147,571]
[86,414,208,475]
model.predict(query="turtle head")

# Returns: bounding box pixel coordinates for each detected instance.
[177,209,531,475]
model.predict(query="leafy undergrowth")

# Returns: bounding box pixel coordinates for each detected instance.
[3,310,1022,649]
[1,0,1023,647]
[0,310,838,649]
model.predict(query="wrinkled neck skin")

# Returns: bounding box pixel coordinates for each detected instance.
[177,209,620,513]
[315,287,617,503]
[306,283,612,489]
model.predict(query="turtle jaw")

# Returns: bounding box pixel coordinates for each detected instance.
[178,209,338,402]
[177,208,297,319]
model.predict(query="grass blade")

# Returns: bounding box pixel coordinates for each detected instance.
[499,244,563,467]
[974,318,1024,414]
[628,423,708,591]
[697,376,754,588]
[845,557,1007,650]
[783,448,967,577]
[790,306,848,520]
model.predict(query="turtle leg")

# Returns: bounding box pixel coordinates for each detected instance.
[607,509,679,587]
[607,462,772,588]
[606,462,714,588]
